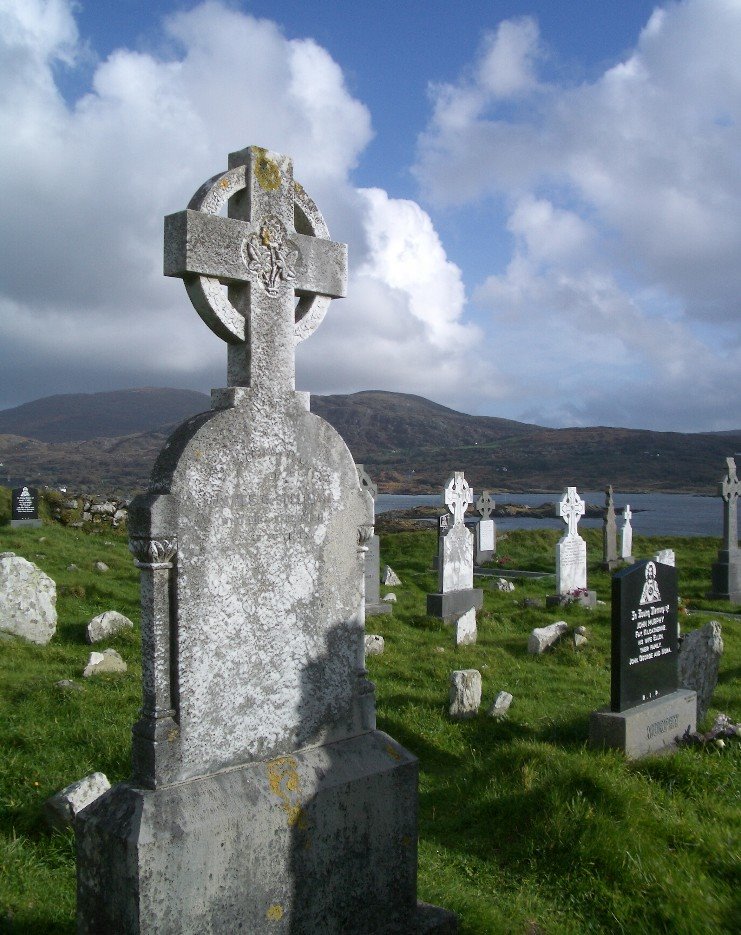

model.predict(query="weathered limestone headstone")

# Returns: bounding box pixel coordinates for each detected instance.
[76,146,454,934]
[11,485,42,528]
[474,490,496,565]
[678,621,724,722]
[85,610,134,644]
[427,472,483,646]
[356,464,391,617]
[589,560,696,757]
[601,485,619,570]
[449,670,481,719]
[621,504,634,562]
[0,552,57,644]
[708,457,741,602]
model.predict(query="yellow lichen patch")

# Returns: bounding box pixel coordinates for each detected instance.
[267,756,308,828]
[266,904,284,921]
[253,147,281,191]
[219,177,230,189]
[385,743,402,761]
[167,727,180,742]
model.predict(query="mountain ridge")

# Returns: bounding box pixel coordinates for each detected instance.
[0,388,736,496]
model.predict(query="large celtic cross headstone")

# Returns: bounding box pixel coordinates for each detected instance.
[555,486,588,595]
[77,146,455,933]
[164,145,347,391]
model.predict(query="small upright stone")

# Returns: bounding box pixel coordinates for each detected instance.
[44,773,111,830]
[364,634,385,656]
[487,691,513,718]
[449,670,481,719]
[0,553,57,645]
[382,564,401,587]
[86,611,134,644]
[678,621,724,722]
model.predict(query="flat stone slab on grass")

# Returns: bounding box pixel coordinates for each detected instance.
[0,552,57,645]
[83,649,127,677]
[45,772,111,830]
[86,611,134,644]
[449,669,481,719]
[679,621,724,722]
[528,621,568,654]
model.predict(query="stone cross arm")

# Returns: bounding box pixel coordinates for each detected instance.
[164,210,347,299]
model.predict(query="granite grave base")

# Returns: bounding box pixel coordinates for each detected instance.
[707,553,741,603]
[589,688,696,759]
[546,590,596,609]
[9,519,43,528]
[427,589,483,619]
[77,730,439,934]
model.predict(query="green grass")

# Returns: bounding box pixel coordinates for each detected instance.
[1,513,739,933]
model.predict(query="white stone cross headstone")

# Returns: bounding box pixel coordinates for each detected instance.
[165,145,347,391]
[621,504,634,560]
[558,487,585,538]
[445,471,473,526]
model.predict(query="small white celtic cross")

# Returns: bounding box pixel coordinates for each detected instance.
[558,487,585,538]
[444,472,473,526]
[623,504,632,526]
[476,490,494,519]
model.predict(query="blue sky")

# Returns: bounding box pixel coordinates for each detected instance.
[1,0,739,431]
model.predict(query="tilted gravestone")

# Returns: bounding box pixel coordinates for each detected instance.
[708,456,741,602]
[11,485,42,528]
[474,489,496,565]
[357,464,391,617]
[427,472,482,646]
[621,504,634,562]
[76,146,455,934]
[601,485,619,570]
[590,560,696,757]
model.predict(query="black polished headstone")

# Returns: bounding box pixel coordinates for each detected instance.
[611,559,678,712]
[11,486,40,524]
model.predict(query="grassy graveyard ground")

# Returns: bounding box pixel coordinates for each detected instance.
[0,494,739,933]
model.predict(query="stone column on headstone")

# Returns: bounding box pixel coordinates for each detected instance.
[589,559,696,757]
[474,489,496,565]
[76,145,455,934]
[427,471,483,646]
[621,504,634,562]
[356,464,391,617]
[601,485,619,570]
[708,457,741,602]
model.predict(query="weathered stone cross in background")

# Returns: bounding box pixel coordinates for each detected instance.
[720,456,739,551]
[559,486,585,538]
[476,489,495,519]
[445,471,473,525]
[164,145,347,391]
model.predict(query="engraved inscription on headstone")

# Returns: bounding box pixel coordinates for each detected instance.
[611,560,678,712]
[11,486,42,528]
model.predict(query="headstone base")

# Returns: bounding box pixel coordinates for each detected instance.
[366,602,393,617]
[10,519,42,528]
[77,730,438,934]
[707,555,741,603]
[427,589,483,619]
[546,590,596,609]
[601,559,621,572]
[589,689,697,759]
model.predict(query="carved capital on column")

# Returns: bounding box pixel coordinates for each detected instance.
[129,536,178,568]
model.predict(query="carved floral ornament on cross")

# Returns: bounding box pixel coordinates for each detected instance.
[444,471,473,526]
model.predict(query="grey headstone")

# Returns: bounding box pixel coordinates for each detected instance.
[708,457,741,601]
[0,552,57,644]
[77,145,452,933]
[678,621,724,722]
[449,669,481,719]
[602,485,619,568]
[44,772,111,830]
[85,611,134,644]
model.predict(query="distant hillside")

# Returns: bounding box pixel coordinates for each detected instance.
[0,387,736,496]
[0,388,210,442]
